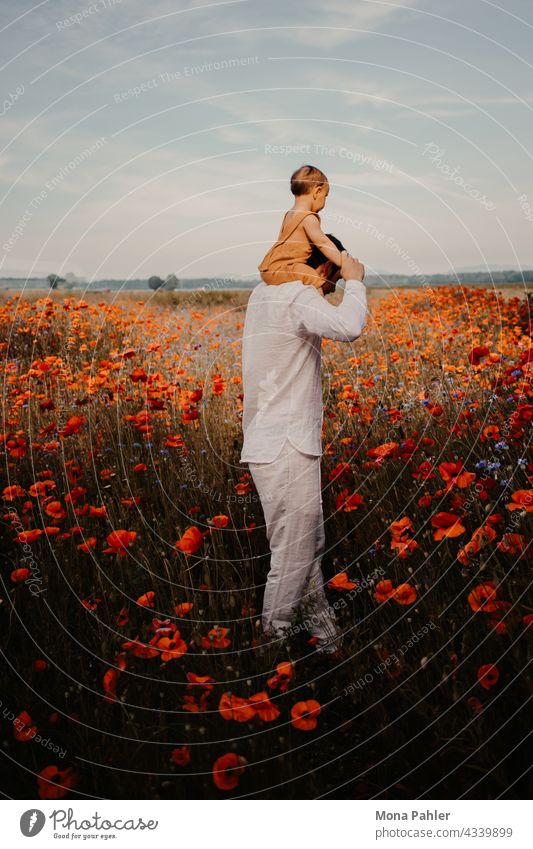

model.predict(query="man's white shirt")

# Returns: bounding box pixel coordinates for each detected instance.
[240,278,368,463]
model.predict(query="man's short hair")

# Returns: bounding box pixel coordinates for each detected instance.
[308,233,346,274]
[290,164,328,196]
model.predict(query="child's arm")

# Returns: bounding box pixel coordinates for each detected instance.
[302,215,344,265]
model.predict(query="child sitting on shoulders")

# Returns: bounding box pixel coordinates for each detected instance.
[258,164,347,288]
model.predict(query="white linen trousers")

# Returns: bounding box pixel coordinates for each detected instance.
[249,437,339,652]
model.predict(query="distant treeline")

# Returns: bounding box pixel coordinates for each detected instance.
[365,270,533,286]
[1,270,532,291]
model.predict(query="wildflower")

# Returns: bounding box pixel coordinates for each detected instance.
[477,663,499,690]
[212,753,247,791]
[291,699,321,731]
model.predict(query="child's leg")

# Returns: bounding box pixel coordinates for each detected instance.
[291,263,325,287]
[260,263,323,287]
[260,268,303,285]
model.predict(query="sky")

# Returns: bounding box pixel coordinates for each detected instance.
[1,0,533,281]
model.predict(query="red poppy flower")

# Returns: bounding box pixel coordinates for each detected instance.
[373,579,394,603]
[438,460,476,490]
[82,597,101,612]
[267,661,294,692]
[291,699,321,731]
[15,529,43,544]
[181,404,199,422]
[155,635,188,662]
[65,486,87,505]
[2,485,25,500]
[209,514,229,528]
[390,516,414,538]
[497,533,528,556]
[467,583,498,613]
[59,415,86,437]
[13,710,37,742]
[248,691,280,722]
[469,345,490,366]
[115,607,129,627]
[392,583,417,605]
[10,567,30,583]
[136,591,155,608]
[37,765,78,799]
[457,524,498,565]
[219,693,255,723]
[131,367,148,382]
[201,626,230,649]
[328,462,354,484]
[43,500,66,520]
[175,526,204,555]
[477,663,499,690]
[171,747,191,766]
[392,537,420,558]
[431,512,466,540]
[104,529,137,556]
[187,672,215,693]
[121,639,159,660]
[78,536,97,553]
[328,571,357,591]
[412,462,436,482]
[506,490,533,513]
[212,753,247,791]
[467,697,484,714]
[119,347,136,359]
[367,442,400,461]
[335,489,364,512]
[165,435,185,449]
[103,668,119,702]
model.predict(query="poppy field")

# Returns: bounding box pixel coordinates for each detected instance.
[0,284,531,800]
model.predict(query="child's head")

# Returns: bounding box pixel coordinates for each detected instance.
[290,164,329,211]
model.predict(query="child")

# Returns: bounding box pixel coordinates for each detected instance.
[258,164,346,288]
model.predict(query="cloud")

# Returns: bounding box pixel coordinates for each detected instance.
[262,0,419,48]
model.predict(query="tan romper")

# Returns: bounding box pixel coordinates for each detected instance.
[258,210,324,288]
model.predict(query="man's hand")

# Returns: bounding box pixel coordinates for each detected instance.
[341,252,365,282]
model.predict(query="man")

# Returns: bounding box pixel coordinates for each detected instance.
[240,235,367,654]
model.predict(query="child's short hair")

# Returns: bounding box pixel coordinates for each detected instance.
[290,164,328,196]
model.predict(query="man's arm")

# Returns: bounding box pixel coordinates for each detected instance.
[293,279,368,342]
[293,253,368,342]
